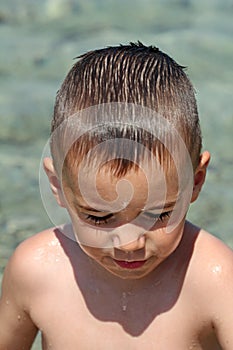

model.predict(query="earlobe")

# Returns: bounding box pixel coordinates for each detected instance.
[43,157,66,208]
[191,151,211,203]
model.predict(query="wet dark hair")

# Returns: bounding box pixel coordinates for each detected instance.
[51,42,202,178]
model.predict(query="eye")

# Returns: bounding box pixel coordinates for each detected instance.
[85,213,113,226]
[144,211,172,223]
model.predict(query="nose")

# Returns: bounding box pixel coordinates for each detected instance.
[113,234,146,251]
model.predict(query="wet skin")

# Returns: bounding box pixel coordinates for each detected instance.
[1,152,233,349]
[62,164,190,280]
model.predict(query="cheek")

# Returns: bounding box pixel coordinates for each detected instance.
[79,244,111,264]
[72,224,107,249]
[148,225,184,256]
[66,209,107,248]
[79,244,97,259]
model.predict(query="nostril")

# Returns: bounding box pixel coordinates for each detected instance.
[114,246,145,261]
[114,249,146,261]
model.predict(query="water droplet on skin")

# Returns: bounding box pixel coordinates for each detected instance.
[48,239,60,247]
[189,340,198,349]
[34,248,45,261]
[153,280,161,287]
[212,264,222,275]
[121,292,128,312]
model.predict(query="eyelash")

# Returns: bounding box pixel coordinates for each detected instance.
[145,211,171,222]
[86,213,113,226]
[85,211,172,226]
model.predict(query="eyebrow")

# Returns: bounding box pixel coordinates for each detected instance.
[78,205,109,213]
[73,199,113,213]
[75,201,177,213]
[144,201,177,211]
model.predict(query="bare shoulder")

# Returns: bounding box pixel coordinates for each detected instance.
[2,229,56,292]
[2,226,78,298]
[187,226,233,348]
[194,226,233,273]
[0,228,63,348]
[185,222,233,297]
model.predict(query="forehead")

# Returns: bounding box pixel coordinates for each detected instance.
[63,163,179,212]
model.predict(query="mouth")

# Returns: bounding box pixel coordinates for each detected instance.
[113,259,147,269]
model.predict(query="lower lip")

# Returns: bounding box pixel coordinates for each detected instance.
[113,259,147,269]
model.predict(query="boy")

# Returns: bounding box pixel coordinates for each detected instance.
[0,42,233,349]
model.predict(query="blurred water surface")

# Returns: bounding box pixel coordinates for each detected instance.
[0,0,233,348]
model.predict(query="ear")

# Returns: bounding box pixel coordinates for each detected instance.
[43,157,66,208]
[191,151,211,203]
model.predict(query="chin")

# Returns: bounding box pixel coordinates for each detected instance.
[102,263,157,280]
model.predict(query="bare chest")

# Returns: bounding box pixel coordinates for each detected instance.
[31,285,220,350]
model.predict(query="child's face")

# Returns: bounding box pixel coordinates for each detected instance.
[62,163,190,280]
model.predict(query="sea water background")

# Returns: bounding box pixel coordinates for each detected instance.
[0,0,232,348]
